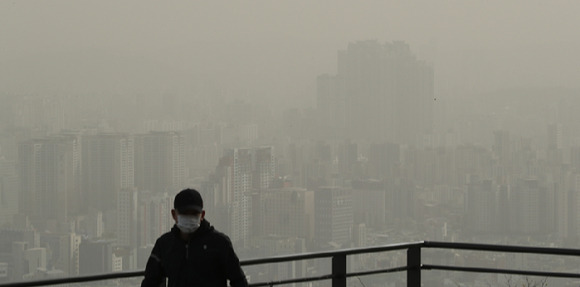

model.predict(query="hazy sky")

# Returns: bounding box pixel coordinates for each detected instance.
[1,1,579,109]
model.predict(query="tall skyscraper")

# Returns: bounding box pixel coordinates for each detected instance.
[257,187,314,239]
[214,147,275,248]
[314,186,353,249]
[465,179,498,235]
[0,157,18,226]
[18,136,79,230]
[317,40,434,144]
[78,239,116,275]
[134,131,185,193]
[81,133,134,211]
[117,188,138,247]
[137,191,173,247]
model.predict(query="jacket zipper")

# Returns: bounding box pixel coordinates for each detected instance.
[185,242,189,260]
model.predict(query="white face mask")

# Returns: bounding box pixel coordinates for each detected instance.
[176,214,201,234]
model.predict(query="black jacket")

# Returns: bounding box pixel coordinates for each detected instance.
[141,219,248,287]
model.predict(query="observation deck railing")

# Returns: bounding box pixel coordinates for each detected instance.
[3,241,580,287]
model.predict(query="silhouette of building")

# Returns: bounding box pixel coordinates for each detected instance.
[18,136,79,231]
[0,157,18,226]
[134,131,185,193]
[81,133,134,211]
[256,187,314,239]
[314,186,353,249]
[117,188,137,247]
[137,191,173,247]
[465,179,498,235]
[213,147,275,248]
[78,239,119,275]
[317,40,434,144]
[352,180,387,229]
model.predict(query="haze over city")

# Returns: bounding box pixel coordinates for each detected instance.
[1,1,580,286]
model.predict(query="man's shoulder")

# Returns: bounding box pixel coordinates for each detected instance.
[205,227,233,245]
[155,230,177,245]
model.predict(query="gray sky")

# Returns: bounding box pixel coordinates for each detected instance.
[1,1,579,109]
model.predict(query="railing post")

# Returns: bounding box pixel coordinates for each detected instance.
[332,253,347,287]
[407,246,421,287]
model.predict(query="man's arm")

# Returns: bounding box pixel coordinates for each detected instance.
[141,240,166,287]
[223,238,248,287]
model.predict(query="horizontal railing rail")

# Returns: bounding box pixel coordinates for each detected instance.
[2,240,579,287]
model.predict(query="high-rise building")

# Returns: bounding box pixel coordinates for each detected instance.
[316,74,346,139]
[134,131,186,193]
[257,187,314,239]
[40,232,81,276]
[0,157,18,226]
[78,239,115,275]
[509,179,543,235]
[117,188,138,247]
[317,40,434,144]
[465,179,498,235]
[368,143,400,180]
[18,136,78,230]
[137,191,173,247]
[81,133,134,211]
[213,147,275,248]
[314,186,353,249]
[352,180,386,229]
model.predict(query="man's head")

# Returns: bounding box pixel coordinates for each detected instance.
[172,188,205,223]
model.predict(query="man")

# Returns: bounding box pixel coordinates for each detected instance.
[141,188,248,287]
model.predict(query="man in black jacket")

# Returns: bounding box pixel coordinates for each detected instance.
[141,188,248,287]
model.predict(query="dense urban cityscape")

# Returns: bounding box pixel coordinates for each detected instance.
[2,40,580,286]
[2,1,580,286]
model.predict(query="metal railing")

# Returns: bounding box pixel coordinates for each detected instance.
[3,240,580,287]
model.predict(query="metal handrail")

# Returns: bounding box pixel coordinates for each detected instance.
[2,240,580,287]
[241,241,423,265]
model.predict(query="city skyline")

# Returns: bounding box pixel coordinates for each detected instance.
[2,1,580,286]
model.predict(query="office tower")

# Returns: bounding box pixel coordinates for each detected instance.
[18,136,78,230]
[547,123,564,165]
[352,180,386,229]
[337,140,357,178]
[314,187,353,249]
[214,147,275,248]
[0,157,18,226]
[11,242,28,281]
[78,239,116,275]
[137,191,173,247]
[134,131,185,193]
[40,232,81,276]
[316,74,346,139]
[257,187,314,239]
[0,262,6,283]
[260,236,306,287]
[368,143,400,180]
[317,40,434,144]
[493,130,512,182]
[465,179,498,235]
[253,147,276,190]
[187,124,221,175]
[453,144,494,186]
[385,179,417,222]
[81,133,134,211]
[0,228,38,281]
[59,233,81,276]
[547,123,564,150]
[22,248,47,279]
[83,208,104,239]
[508,179,543,235]
[117,188,137,247]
